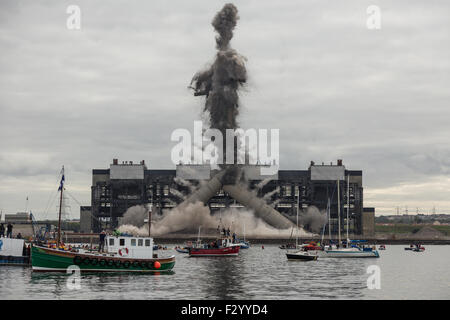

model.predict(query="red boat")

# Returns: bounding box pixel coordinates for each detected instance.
[189,246,240,256]
[188,237,240,257]
[301,241,323,251]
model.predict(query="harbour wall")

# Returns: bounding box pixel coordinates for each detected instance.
[50,233,450,245]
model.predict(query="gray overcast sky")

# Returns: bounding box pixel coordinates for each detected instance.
[1,0,449,220]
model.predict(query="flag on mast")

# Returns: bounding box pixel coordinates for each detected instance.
[58,166,65,191]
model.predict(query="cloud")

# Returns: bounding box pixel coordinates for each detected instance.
[0,0,449,218]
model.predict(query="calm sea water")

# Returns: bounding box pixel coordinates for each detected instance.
[0,245,448,300]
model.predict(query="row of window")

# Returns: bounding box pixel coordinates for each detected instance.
[108,238,151,247]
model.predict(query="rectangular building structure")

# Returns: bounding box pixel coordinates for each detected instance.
[90,159,369,235]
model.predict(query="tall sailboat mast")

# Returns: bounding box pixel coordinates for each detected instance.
[295,202,299,248]
[346,175,350,243]
[337,178,341,245]
[57,166,65,247]
[296,186,300,248]
[327,197,331,243]
[197,225,202,245]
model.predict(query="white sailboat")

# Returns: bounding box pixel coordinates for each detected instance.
[286,203,318,261]
[322,176,379,258]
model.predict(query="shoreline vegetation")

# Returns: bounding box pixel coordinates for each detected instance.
[375,224,450,236]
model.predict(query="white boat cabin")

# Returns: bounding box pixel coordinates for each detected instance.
[106,236,154,259]
[221,237,240,248]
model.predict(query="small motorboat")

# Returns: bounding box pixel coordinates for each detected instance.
[405,244,424,251]
[234,238,250,249]
[378,245,386,250]
[174,246,189,254]
[412,245,425,252]
[286,250,318,261]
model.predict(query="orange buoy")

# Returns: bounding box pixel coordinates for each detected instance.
[154,261,161,269]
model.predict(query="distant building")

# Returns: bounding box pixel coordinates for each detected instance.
[84,159,374,236]
[4,212,31,224]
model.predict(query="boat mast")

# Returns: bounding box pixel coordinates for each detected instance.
[57,166,64,248]
[148,208,152,237]
[346,174,350,244]
[337,178,341,245]
[296,202,298,249]
[197,225,201,244]
[327,197,331,243]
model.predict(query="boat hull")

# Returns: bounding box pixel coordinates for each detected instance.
[31,245,175,272]
[322,249,379,258]
[286,253,318,261]
[0,255,30,266]
[189,246,239,257]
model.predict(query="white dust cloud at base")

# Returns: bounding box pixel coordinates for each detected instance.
[118,202,313,238]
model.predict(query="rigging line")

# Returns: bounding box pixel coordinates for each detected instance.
[42,194,57,221]
[43,189,57,216]
[324,182,336,227]
[41,169,64,219]
[65,189,101,223]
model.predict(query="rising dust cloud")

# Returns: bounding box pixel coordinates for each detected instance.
[118,203,315,238]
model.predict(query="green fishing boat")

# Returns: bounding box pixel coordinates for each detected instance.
[31,236,175,272]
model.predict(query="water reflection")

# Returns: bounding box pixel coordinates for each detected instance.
[200,256,245,299]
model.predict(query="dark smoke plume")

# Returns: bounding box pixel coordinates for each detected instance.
[189,3,247,136]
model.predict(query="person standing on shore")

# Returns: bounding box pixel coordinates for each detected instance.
[0,224,4,237]
[6,223,13,238]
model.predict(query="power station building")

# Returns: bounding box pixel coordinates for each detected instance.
[81,159,375,236]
